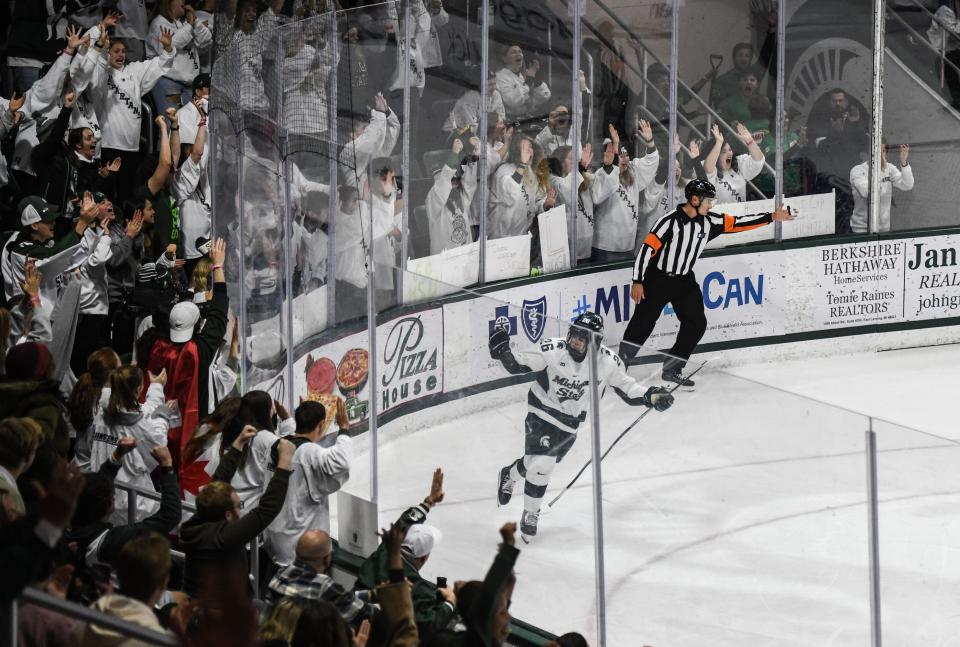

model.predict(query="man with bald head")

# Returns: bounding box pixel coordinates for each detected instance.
[266,528,375,628]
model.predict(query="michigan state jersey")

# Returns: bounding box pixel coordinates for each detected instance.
[513,337,649,434]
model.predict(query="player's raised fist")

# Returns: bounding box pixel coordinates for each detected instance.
[489,327,511,360]
[644,386,674,411]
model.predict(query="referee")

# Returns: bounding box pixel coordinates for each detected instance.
[619,179,795,385]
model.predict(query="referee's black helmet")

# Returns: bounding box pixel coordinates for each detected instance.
[684,179,717,202]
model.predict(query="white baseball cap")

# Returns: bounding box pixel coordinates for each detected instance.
[169,301,201,343]
[402,524,442,558]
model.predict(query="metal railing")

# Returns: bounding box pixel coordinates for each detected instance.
[886,2,960,86]
[113,481,261,591]
[564,0,774,198]
[12,589,178,646]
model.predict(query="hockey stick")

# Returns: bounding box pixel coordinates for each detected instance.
[546,362,707,508]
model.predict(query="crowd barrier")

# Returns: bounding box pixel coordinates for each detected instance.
[202,0,960,643]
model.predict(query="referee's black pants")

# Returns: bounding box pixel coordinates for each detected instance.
[619,268,707,372]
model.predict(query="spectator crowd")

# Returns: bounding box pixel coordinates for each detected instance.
[0,0,940,644]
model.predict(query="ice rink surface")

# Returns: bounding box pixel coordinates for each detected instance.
[341,343,960,646]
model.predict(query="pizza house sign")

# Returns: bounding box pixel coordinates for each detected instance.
[379,313,443,411]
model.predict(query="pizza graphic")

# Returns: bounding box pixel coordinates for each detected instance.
[336,348,369,395]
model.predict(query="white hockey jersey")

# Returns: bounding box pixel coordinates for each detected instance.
[338,109,400,191]
[707,153,765,204]
[443,89,506,133]
[88,383,169,521]
[425,155,478,255]
[496,67,550,121]
[591,151,660,253]
[513,338,648,434]
[263,433,352,566]
[487,163,544,239]
[849,160,914,233]
[172,145,211,260]
[639,179,686,241]
[147,15,212,84]
[11,52,74,176]
[90,45,176,151]
[550,171,600,261]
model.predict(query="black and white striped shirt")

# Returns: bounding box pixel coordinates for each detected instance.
[632,207,774,282]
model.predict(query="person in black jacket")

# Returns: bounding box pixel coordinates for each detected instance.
[356,469,456,639]
[179,430,294,597]
[30,93,114,217]
[0,459,84,604]
[143,237,229,423]
[6,0,66,93]
[67,441,181,579]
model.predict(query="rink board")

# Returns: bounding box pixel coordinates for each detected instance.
[262,232,960,414]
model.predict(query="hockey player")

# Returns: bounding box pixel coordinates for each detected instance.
[489,312,675,543]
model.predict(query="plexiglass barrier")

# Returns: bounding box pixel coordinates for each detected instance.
[873,419,960,642]
[203,2,960,643]
[206,0,956,311]
[883,0,960,232]
[614,365,874,644]
[216,247,960,644]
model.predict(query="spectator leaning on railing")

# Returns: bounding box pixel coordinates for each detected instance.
[68,442,181,575]
[264,400,352,568]
[356,469,456,639]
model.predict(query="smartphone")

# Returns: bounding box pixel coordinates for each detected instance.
[436,576,447,602]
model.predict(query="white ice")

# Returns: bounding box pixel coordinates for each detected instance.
[339,344,960,646]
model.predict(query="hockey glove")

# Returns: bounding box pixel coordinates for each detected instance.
[644,386,674,411]
[489,327,511,360]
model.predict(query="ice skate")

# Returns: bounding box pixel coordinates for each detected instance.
[497,463,516,506]
[662,368,695,388]
[520,509,539,543]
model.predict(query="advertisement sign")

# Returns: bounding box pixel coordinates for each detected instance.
[443,283,566,392]
[272,233,960,415]
[284,308,445,423]
[297,329,371,425]
[376,310,444,412]
[806,240,906,329]
[555,254,784,347]
[903,235,960,321]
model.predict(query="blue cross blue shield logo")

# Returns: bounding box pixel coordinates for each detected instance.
[488,305,517,337]
[521,296,548,343]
